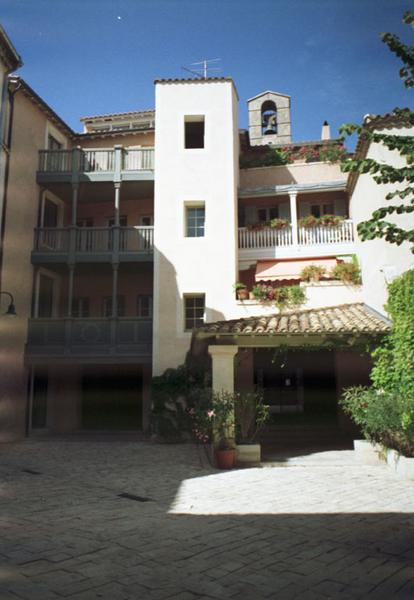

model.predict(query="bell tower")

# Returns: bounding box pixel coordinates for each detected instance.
[248,90,291,146]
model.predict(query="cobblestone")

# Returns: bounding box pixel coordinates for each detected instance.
[0,438,413,599]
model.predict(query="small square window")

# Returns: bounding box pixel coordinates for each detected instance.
[184,294,205,331]
[186,205,205,237]
[184,116,205,149]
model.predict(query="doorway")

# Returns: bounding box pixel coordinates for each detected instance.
[81,365,142,430]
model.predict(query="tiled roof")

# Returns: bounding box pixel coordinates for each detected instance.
[196,304,390,337]
[363,112,414,130]
[154,77,233,84]
[9,77,75,138]
[347,111,414,195]
[0,25,22,71]
[80,110,155,122]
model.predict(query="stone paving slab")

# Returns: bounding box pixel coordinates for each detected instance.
[0,438,413,599]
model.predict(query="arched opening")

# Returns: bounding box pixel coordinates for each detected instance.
[261,100,277,135]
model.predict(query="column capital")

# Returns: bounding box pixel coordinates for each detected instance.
[208,345,238,358]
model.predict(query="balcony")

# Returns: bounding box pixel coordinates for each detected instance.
[238,219,355,260]
[32,226,154,264]
[37,147,154,184]
[25,318,152,363]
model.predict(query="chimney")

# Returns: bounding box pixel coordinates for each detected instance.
[321,120,330,140]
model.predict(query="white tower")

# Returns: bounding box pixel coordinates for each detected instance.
[248,90,291,146]
[153,78,239,375]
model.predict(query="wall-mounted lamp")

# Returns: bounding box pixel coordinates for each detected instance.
[0,291,17,316]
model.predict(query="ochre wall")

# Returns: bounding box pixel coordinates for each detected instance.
[0,91,71,440]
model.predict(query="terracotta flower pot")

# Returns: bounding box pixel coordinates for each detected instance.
[215,448,236,469]
[237,288,249,301]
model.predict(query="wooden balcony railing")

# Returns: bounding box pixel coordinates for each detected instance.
[238,219,354,249]
[297,220,354,245]
[80,149,115,172]
[38,150,72,173]
[34,226,154,257]
[123,148,154,170]
[38,147,154,175]
[239,226,293,249]
[26,318,152,357]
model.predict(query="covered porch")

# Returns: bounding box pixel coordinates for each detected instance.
[197,303,390,456]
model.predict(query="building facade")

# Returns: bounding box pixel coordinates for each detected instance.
[0,29,412,438]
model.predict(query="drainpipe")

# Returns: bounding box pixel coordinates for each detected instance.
[0,78,22,291]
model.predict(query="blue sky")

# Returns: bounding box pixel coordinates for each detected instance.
[1,0,412,142]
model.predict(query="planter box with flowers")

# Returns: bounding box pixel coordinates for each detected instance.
[298,214,345,228]
[251,283,306,310]
[233,282,249,300]
[246,218,289,232]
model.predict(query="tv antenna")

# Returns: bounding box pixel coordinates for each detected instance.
[182,58,221,79]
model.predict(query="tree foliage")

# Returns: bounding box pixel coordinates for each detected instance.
[340,11,414,252]
[340,270,414,456]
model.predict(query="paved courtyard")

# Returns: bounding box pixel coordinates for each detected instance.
[0,438,414,599]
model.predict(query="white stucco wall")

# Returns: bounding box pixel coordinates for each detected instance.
[350,126,414,316]
[240,162,347,189]
[153,80,239,374]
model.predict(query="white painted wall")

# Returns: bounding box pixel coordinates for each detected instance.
[350,126,414,316]
[240,162,347,188]
[153,80,239,374]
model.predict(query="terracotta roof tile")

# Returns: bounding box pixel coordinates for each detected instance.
[196,303,390,337]
[154,77,233,84]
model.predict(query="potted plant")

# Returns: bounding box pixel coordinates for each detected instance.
[298,215,319,228]
[269,218,289,230]
[235,391,270,464]
[246,222,264,231]
[331,262,361,284]
[300,264,326,283]
[233,282,249,301]
[189,390,236,469]
[320,214,344,227]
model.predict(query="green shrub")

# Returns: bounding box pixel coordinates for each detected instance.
[235,391,270,443]
[300,264,326,282]
[331,262,361,284]
[151,364,209,440]
[340,387,414,457]
[251,284,305,309]
[341,269,414,456]
[269,218,289,229]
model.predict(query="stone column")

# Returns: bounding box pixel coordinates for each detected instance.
[208,345,238,448]
[208,345,238,393]
[289,191,298,247]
